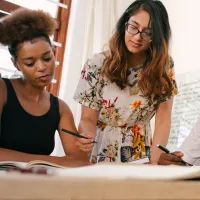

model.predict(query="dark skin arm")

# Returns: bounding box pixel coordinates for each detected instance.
[0,79,91,167]
[158,151,186,165]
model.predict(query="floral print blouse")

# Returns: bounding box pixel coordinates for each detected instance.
[74,53,178,163]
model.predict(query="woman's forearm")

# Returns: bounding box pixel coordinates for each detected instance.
[78,119,97,137]
[151,98,174,164]
[151,119,171,164]
[0,148,91,167]
[0,148,61,162]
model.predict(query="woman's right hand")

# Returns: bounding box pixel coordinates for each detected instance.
[158,151,185,165]
[76,133,95,153]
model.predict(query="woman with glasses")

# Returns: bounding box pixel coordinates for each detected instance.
[74,0,178,164]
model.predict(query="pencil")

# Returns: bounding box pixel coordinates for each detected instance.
[61,128,97,143]
[157,144,190,165]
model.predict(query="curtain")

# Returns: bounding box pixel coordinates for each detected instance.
[52,0,134,156]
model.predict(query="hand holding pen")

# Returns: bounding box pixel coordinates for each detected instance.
[157,144,192,166]
[61,128,96,153]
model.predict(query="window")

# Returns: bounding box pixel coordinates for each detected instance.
[0,0,72,96]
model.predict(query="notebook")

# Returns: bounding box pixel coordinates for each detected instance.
[0,160,66,170]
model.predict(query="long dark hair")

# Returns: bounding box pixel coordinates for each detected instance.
[102,0,172,102]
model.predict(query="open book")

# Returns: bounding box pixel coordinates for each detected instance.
[0,160,66,170]
[0,156,149,170]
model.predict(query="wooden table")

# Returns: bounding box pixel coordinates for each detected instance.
[0,172,200,200]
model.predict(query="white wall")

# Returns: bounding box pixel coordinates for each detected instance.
[162,0,200,74]
[110,0,200,74]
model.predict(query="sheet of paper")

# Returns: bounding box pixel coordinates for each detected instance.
[128,157,149,164]
[57,164,200,180]
[167,69,200,151]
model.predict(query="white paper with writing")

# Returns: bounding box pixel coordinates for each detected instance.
[167,70,200,151]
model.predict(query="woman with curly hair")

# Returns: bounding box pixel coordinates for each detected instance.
[74,0,178,164]
[0,8,89,167]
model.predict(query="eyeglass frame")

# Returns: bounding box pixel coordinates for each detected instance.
[125,22,152,43]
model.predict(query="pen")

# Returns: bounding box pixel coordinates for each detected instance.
[61,128,97,143]
[157,144,191,166]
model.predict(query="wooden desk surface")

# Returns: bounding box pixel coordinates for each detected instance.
[0,172,200,200]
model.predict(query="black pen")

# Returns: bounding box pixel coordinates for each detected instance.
[61,128,97,143]
[157,144,191,166]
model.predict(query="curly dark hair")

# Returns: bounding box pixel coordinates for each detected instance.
[0,8,57,59]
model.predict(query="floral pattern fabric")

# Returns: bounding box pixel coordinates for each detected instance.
[74,53,178,163]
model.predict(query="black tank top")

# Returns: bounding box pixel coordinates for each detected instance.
[0,78,60,155]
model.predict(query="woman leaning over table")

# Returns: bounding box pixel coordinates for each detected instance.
[0,8,90,167]
[74,0,178,164]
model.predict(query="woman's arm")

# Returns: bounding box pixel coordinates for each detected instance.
[0,148,90,167]
[76,106,99,153]
[79,106,99,137]
[57,99,91,160]
[151,98,174,164]
[0,148,59,163]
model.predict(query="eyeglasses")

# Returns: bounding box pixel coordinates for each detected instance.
[125,22,152,42]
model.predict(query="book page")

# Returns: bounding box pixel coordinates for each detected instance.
[0,161,27,169]
[57,164,200,180]
[27,160,66,169]
[167,70,200,151]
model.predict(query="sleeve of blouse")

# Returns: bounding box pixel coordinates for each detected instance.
[159,56,178,103]
[73,55,103,111]
[179,119,200,165]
